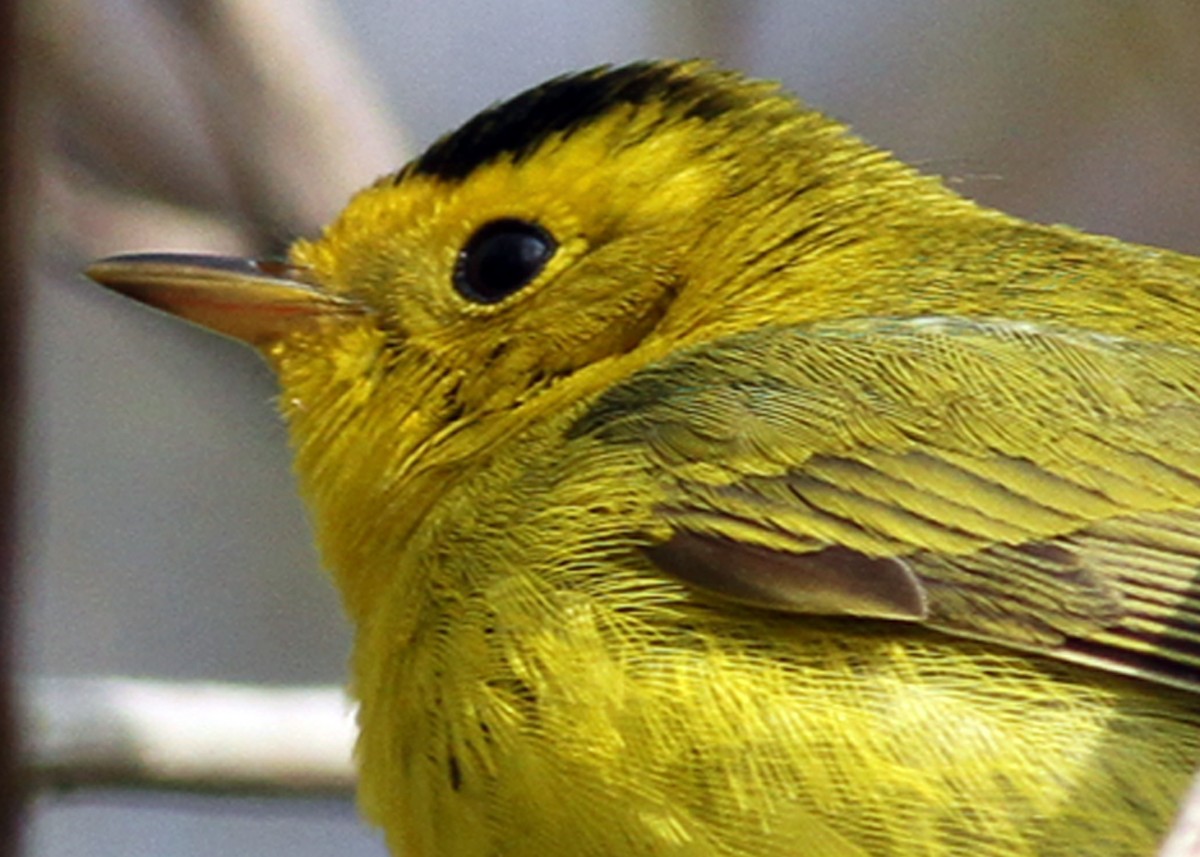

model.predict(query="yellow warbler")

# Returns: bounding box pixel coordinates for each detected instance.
[86,61,1200,857]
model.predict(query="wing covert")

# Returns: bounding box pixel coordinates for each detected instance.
[571,317,1200,691]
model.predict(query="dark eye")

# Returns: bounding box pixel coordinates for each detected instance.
[453,218,557,304]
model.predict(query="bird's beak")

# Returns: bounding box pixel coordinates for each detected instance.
[85,253,366,348]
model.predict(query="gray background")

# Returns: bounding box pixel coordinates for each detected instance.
[21,1,1200,854]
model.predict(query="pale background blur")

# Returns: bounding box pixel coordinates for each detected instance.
[18,1,1200,855]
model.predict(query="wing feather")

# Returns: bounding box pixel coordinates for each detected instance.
[573,317,1200,691]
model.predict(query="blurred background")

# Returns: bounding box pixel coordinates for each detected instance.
[16,1,1200,855]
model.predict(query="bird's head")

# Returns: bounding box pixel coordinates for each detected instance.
[86,60,940,614]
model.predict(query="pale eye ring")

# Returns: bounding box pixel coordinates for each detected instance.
[453,218,557,304]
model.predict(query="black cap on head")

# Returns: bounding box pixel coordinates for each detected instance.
[402,61,749,183]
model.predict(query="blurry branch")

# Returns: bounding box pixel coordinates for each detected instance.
[29,0,407,262]
[27,675,1200,852]
[22,0,401,802]
[1,2,24,853]
[1117,2,1200,151]
[26,678,356,796]
[1161,767,1200,857]
[649,0,754,68]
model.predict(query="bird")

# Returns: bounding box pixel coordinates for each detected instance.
[87,60,1200,856]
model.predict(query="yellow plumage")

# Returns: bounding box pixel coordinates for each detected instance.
[87,61,1200,855]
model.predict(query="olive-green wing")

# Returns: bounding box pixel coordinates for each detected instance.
[570,317,1200,692]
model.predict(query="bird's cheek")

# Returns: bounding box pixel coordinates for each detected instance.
[267,324,388,411]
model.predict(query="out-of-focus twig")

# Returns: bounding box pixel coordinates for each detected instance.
[23,0,399,812]
[648,0,754,67]
[2,2,27,854]
[29,0,407,262]
[1161,767,1200,857]
[26,678,357,796]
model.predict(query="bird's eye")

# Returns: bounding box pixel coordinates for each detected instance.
[454,218,557,304]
